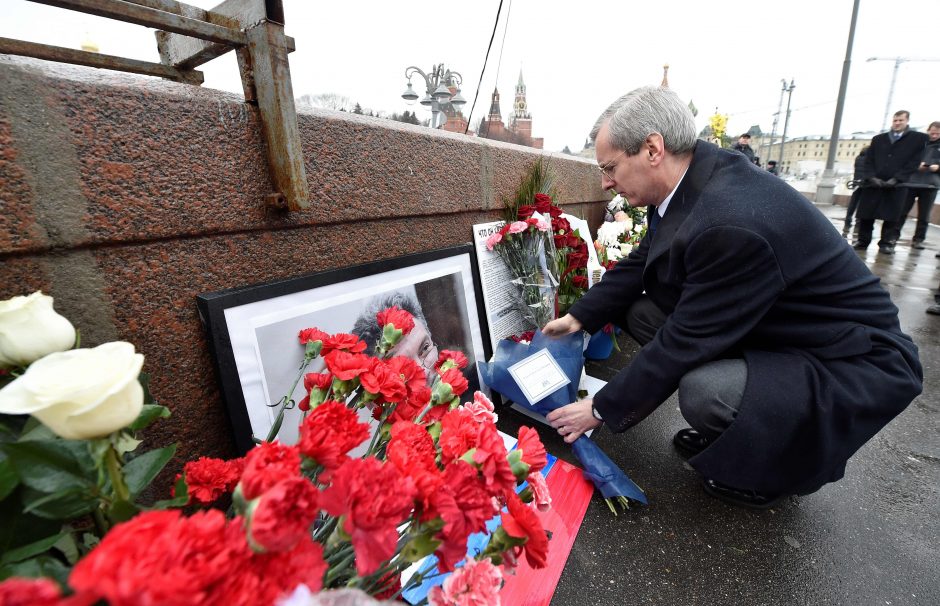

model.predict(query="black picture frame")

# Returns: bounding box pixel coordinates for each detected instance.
[197,245,493,454]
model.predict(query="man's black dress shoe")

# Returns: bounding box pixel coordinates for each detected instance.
[702,478,784,510]
[672,428,709,457]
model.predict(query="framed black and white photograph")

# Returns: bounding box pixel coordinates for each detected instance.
[197,245,491,453]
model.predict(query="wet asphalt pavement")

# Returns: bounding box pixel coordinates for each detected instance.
[497,202,939,606]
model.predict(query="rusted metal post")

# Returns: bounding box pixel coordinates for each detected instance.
[244,20,309,211]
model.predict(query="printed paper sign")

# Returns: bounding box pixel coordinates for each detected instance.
[508,348,571,406]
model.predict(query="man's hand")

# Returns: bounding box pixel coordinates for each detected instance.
[885,177,899,186]
[542,313,583,337]
[867,177,886,187]
[546,398,602,444]
[930,164,939,173]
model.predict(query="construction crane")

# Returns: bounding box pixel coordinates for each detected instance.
[866,56,940,130]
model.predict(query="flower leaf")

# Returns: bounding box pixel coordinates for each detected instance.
[127,404,171,432]
[123,444,177,498]
[4,440,95,493]
[0,554,71,588]
[21,486,97,520]
[0,455,19,500]
[0,531,67,565]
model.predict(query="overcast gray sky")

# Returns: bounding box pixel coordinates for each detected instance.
[3,0,938,152]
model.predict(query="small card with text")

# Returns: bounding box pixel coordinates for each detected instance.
[507,348,571,406]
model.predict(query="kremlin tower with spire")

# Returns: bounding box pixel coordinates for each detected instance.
[477,70,543,149]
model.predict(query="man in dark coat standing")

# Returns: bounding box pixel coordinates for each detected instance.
[544,87,922,509]
[854,110,928,254]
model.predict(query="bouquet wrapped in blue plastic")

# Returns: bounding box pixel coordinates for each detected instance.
[478,330,647,512]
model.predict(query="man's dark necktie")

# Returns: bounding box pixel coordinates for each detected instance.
[649,209,661,236]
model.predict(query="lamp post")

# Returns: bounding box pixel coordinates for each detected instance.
[401,64,467,129]
[816,0,860,205]
[778,79,796,172]
[762,79,787,164]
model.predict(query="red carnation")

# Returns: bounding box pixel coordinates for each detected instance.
[387,355,427,393]
[321,333,367,355]
[70,509,235,606]
[431,460,499,571]
[298,327,329,345]
[376,306,415,333]
[239,441,301,500]
[572,274,589,289]
[517,426,547,473]
[248,476,320,552]
[319,457,416,576]
[360,359,408,402]
[472,422,517,498]
[438,367,469,398]
[387,421,442,517]
[501,492,549,569]
[69,509,327,606]
[178,456,244,504]
[438,407,482,465]
[323,349,373,381]
[0,578,62,606]
[435,349,469,371]
[298,372,333,411]
[533,193,553,214]
[298,400,370,469]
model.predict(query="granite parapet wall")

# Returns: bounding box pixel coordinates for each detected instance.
[0,57,607,469]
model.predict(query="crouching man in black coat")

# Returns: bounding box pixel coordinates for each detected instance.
[544,87,922,509]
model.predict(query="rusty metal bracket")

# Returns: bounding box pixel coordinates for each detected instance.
[6,0,311,212]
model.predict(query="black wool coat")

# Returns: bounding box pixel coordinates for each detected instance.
[570,141,922,495]
[857,129,928,220]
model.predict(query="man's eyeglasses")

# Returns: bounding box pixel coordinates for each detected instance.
[417,338,438,370]
[597,149,627,180]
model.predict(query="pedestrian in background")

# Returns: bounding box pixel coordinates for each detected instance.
[842,146,871,238]
[898,121,940,249]
[854,110,927,255]
[766,160,780,176]
[730,133,755,163]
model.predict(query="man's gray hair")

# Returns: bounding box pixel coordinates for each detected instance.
[590,86,697,155]
[351,291,428,351]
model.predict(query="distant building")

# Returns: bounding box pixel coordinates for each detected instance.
[760,133,878,176]
[477,71,543,149]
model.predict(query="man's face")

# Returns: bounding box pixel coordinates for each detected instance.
[595,123,653,207]
[891,113,909,132]
[927,126,940,142]
[738,136,750,146]
[390,318,438,384]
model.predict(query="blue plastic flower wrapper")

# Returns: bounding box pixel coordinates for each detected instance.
[478,330,647,507]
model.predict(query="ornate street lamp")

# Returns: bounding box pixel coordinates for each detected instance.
[401,64,466,129]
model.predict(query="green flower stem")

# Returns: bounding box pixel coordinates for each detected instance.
[92,507,110,536]
[326,551,356,586]
[313,515,338,543]
[104,445,130,503]
[265,356,313,442]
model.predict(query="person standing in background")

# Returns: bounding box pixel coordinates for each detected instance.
[897,121,940,249]
[854,111,927,255]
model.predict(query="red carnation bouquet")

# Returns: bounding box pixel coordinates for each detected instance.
[0,304,551,606]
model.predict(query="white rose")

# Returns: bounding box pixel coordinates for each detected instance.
[0,292,77,368]
[606,246,623,261]
[0,342,144,439]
